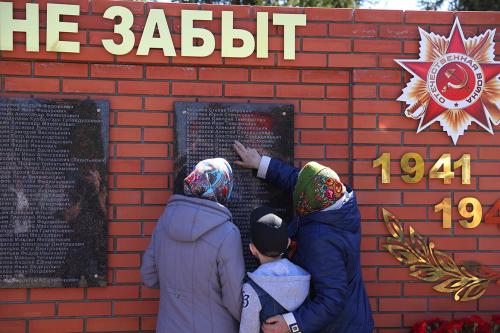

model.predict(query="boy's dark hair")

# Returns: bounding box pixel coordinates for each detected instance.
[250,206,288,258]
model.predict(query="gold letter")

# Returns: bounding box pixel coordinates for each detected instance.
[137,8,175,56]
[458,197,482,229]
[256,12,268,59]
[373,153,391,184]
[435,198,451,229]
[429,154,454,185]
[453,154,471,185]
[400,152,424,184]
[0,2,39,52]
[273,13,305,60]
[46,3,80,53]
[221,11,254,58]
[181,10,215,57]
[102,6,135,56]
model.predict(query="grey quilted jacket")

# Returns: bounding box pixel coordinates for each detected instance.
[140,194,246,333]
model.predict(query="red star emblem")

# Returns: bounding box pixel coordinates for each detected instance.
[396,19,500,144]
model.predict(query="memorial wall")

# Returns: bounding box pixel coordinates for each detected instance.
[0,97,109,289]
[0,1,499,332]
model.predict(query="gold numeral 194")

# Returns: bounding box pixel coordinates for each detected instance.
[435,197,490,229]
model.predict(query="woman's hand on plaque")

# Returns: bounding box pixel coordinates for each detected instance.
[233,140,261,169]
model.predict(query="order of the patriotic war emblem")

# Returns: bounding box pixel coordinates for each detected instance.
[396,19,500,144]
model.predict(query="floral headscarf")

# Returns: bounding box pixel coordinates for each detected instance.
[183,158,233,206]
[293,162,346,216]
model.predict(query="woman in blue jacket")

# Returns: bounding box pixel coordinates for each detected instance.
[234,141,374,333]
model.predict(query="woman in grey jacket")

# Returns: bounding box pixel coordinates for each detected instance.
[140,158,246,333]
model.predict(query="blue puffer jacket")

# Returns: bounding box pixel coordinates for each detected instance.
[264,159,374,333]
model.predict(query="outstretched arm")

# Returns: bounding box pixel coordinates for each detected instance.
[233,140,300,198]
[263,158,299,198]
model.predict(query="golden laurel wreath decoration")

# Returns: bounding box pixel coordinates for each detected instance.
[382,208,500,302]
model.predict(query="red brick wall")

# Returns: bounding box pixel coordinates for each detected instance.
[1,1,499,332]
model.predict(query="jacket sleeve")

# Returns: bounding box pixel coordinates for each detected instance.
[217,227,246,322]
[292,236,348,333]
[140,227,160,290]
[239,283,262,333]
[262,158,300,199]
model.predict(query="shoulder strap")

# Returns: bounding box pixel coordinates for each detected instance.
[247,279,265,296]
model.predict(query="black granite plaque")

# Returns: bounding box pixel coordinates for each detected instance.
[0,97,109,288]
[174,102,294,271]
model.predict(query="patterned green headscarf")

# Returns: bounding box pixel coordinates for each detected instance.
[293,162,346,216]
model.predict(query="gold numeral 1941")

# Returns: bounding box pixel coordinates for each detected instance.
[373,153,471,184]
